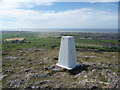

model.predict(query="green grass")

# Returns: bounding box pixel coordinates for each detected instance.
[2,31,38,39]
[97,73,108,82]
[2,31,119,52]
[100,40,118,43]
[0,44,2,51]
[2,37,60,51]
[76,39,101,45]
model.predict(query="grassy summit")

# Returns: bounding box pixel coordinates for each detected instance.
[1,31,119,88]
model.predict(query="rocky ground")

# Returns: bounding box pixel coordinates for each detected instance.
[1,47,119,89]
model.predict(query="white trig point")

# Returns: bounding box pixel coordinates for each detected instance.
[56,36,77,70]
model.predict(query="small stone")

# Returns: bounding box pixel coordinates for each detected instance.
[0,74,7,80]
[34,72,51,78]
[40,85,51,89]
[8,80,23,88]
[43,57,49,61]
[92,69,97,72]
[24,69,30,72]
[36,86,40,89]
[49,65,55,69]
[56,84,62,88]
[4,69,13,73]
[84,75,87,78]
[31,86,35,89]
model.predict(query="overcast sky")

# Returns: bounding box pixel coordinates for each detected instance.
[0,0,119,30]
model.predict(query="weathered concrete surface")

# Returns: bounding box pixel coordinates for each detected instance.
[57,36,77,70]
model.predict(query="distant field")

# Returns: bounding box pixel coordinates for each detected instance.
[2,31,38,39]
[3,37,60,51]
[2,31,119,52]
[76,39,101,45]
[100,40,118,43]
[76,43,102,47]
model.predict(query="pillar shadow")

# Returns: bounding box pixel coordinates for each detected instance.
[68,64,90,75]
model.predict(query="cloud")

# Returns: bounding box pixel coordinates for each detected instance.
[0,0,118,29]
[0,1,54,10]
[0,7,118,29]
[0,0,118,10]
[1,0,119,2]
[63,0,119,2]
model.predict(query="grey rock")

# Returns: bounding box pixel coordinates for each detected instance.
[43,57,49,61]
[5,56,18,60]
[0,74,7,80]
[36,86,41,89]
[108,78,112,82]
[39,62,44,65]
[56,84,62,88]
[107,82,118,88]
[34,48,46,52]
[31,86,35,89]
[4,56,26,60]
[8,79,24,87]
[40,85,51,89]
[91,69,97,72]
[49,65,55,69]
[35,72,51,78]
[4,69,13,73]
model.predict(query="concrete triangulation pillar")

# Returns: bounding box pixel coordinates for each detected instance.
[56,36,77,70]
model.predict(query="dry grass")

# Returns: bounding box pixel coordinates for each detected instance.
[5,38,25,41]
[2,48,118,88]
